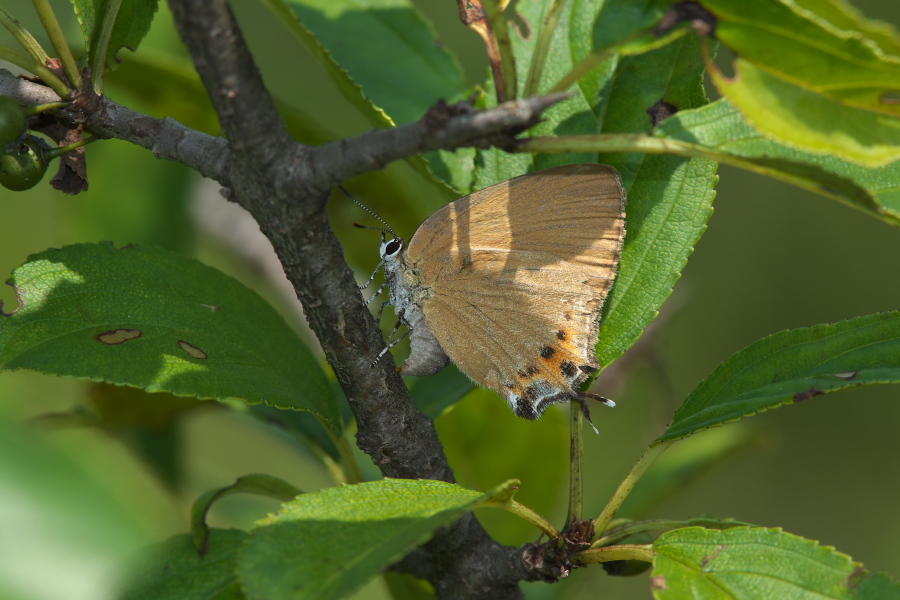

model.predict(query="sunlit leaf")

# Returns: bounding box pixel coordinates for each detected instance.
[238,478,518,600]
[658,311,900,443]
[653,526,900,599]
[0,242,341,432]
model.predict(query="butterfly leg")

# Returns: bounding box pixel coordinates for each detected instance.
[575,392,616,435]
[359,260,385,292]
[370,322,411,367]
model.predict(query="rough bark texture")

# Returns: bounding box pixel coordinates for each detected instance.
[0,1,575,595]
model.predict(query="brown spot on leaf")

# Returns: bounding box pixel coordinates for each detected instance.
[880,91,900,105]
[794,387,823,402]
[650,575,667,590]
[846,565,867,587]
[178,340,208,360]
[700,544,727,568]
[97,328,143,344]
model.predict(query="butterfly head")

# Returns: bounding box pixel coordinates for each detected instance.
[379,234,405,264]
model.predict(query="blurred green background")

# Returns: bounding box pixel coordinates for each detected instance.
[1,1,899,599]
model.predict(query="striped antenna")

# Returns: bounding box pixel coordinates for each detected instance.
[339,185,397,239]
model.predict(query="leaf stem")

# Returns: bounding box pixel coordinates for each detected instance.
[481,0,517,102]
[0,5,51,64]
[593,441,672,536]
[31,0,82,89]
[523,0,568,98]
[564,402,584,529]
[0,45,71,98]
[44,135,96,160]
[572,543,654,565]
[483,498,561,538]
[91,0,126,95]
[23,101,68,116]
[517,133,725,163]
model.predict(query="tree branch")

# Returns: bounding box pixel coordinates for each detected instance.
[2,0,571,593]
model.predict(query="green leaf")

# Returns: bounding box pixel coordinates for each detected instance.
[710,58,900,168]
[653,98,900,227]
[652,526,900,599]
[120,529,248,600]
[260,0,466,127]
[72,0,160,70]
[191,474,303,553]
[658,311,900,443]
[590,0,672,53]
[237,478,517,600]
[0,242,342,432]
[793,0,900,56]
[587,35,717,370]
[703,0,900,166]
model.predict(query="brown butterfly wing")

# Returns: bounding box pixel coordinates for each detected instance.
[405,164,626,416]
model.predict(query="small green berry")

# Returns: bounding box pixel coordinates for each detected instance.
[0,137,48,191]
[0,96,28,150]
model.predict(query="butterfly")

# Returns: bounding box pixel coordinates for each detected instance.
[368,163,626,421]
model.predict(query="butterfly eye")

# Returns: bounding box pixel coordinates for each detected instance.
[384,239,402,256]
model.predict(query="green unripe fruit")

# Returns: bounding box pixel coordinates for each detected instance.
[0,96,27,150]
[0,137,48,191]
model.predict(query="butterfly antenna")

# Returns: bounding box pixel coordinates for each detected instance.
[339,185,397,238]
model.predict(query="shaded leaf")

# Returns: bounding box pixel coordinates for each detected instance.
[261,0,466,127]
[120,529,247,600]
[238,478,517,600]
[0,242,341,431]
[590,0,672,53]
[652,526,899,600]
[72,0,159,70]
[658,311,900,443]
